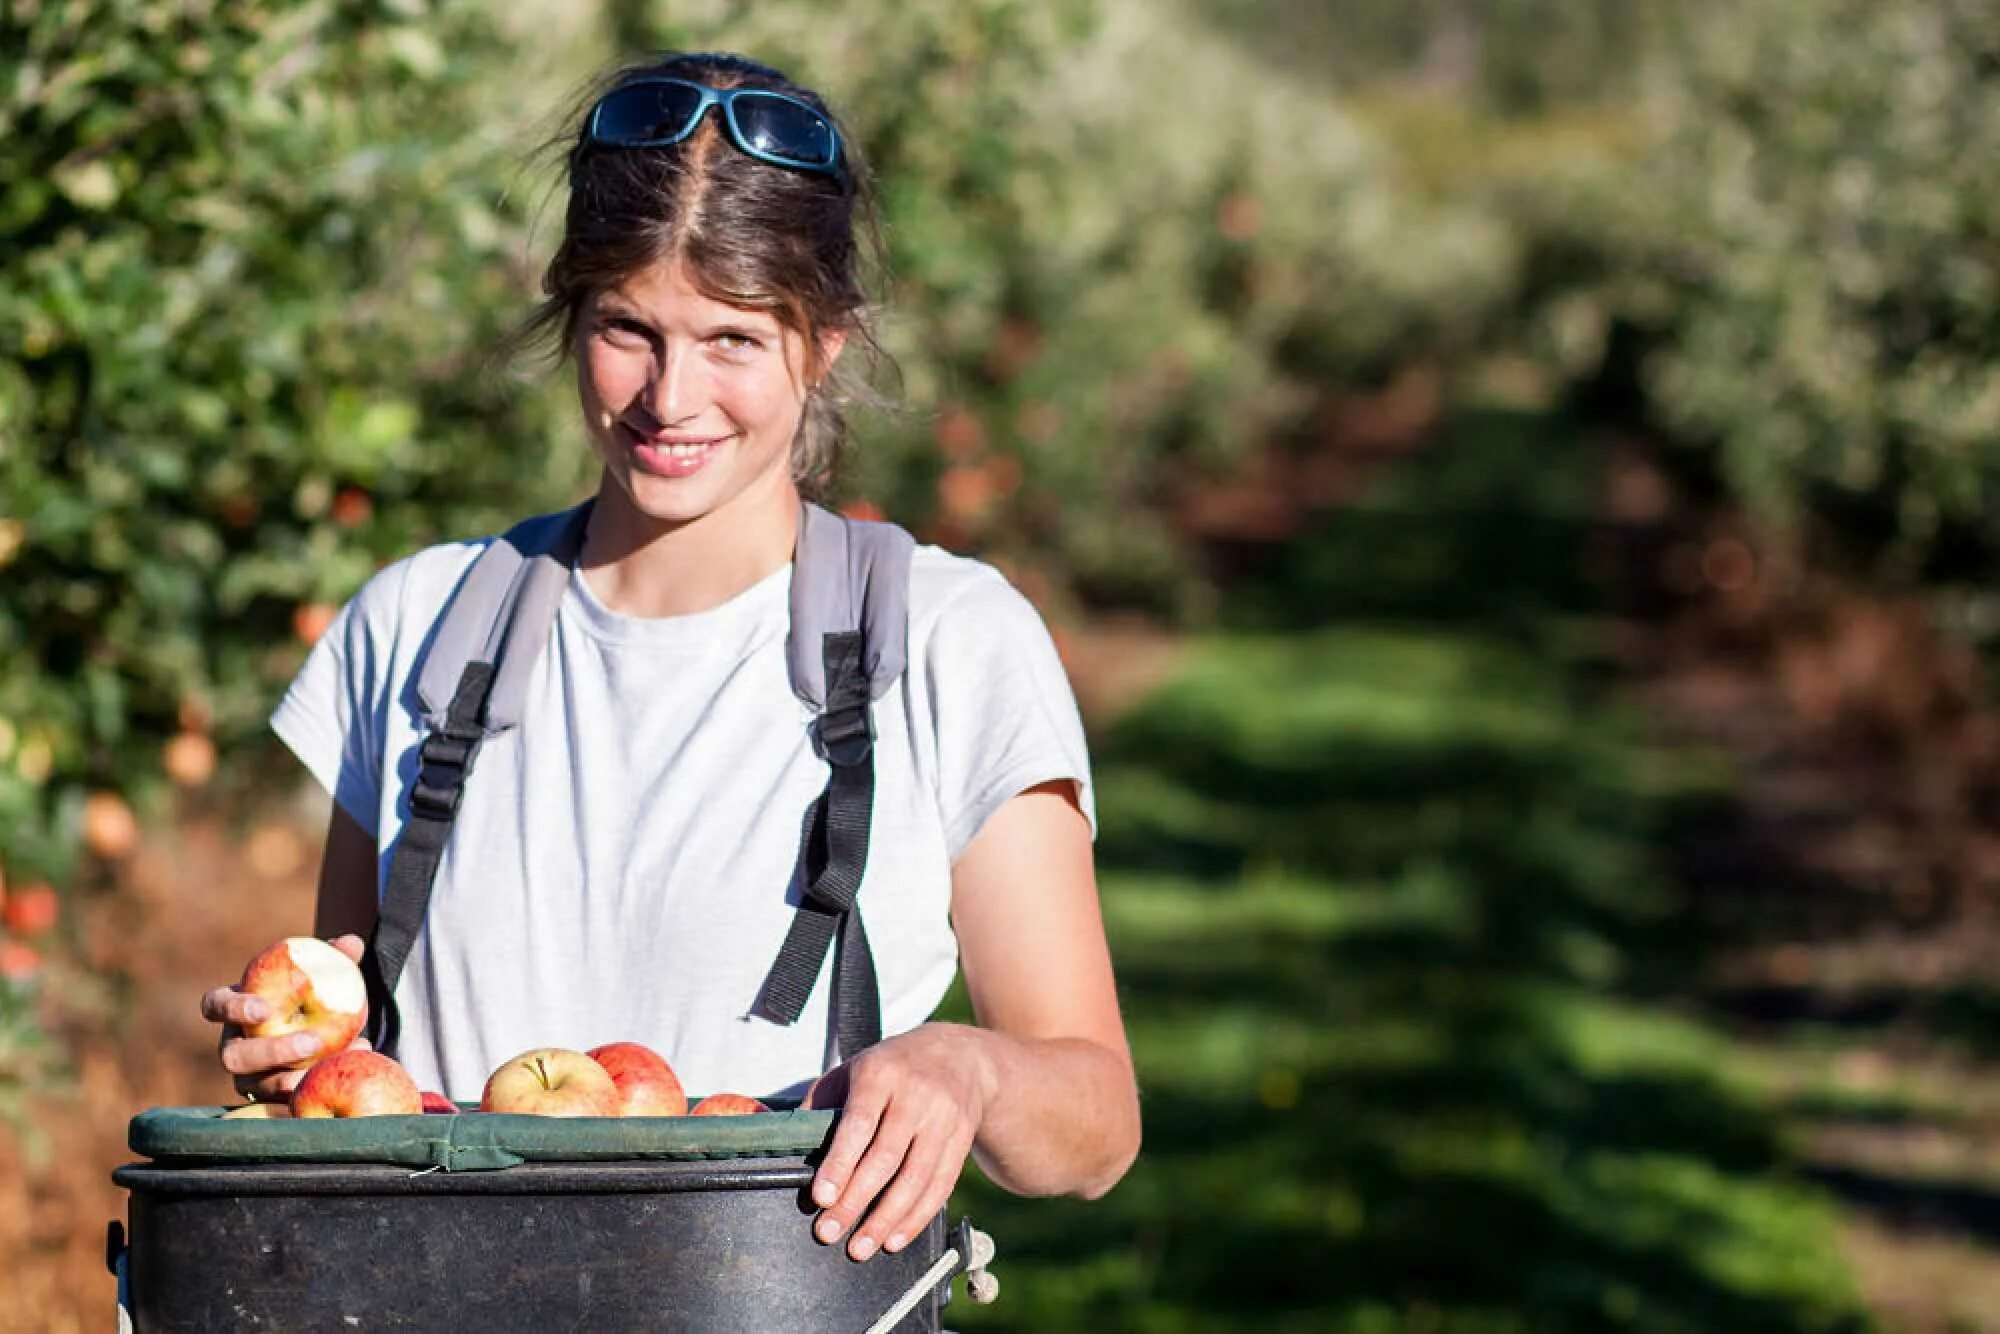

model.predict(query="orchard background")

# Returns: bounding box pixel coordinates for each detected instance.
[6,1,2000,1329]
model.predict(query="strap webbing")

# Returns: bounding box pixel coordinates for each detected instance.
[753,630,883,1059]
[362,661,494,1056]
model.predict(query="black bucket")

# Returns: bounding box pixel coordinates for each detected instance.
[110,1106,992,1332]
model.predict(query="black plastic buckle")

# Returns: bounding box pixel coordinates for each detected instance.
[815,702,873,767]
[411,728,479,819]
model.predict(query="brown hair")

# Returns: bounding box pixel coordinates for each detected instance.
[510,52,889,500]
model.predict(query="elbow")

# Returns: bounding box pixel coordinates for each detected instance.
[1072,1095,1142,1201]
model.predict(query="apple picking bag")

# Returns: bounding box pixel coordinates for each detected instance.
[108,504,1006,1331]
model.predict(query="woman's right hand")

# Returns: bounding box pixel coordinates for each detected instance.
[199,933,371,1102]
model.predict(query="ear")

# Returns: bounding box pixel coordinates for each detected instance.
[814,327,849,382]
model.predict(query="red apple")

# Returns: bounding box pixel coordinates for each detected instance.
[291,1049,421,1117]
[420,1091,458,1115]
[479,1047,620,1117]
[238,936,368,1070]
[586,1041,688,1117]
[690,1093,770,1116]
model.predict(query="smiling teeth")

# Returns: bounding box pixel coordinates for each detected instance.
[655,441,717,457]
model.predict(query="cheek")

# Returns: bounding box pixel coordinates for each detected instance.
[583,344,648,408]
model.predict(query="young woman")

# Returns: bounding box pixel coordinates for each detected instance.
[199,51,1139,1264]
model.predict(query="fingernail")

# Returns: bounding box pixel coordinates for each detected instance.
[245,1001,267,1022]
[885,1233,907,1254]
[813,1180,838,1207]
[850,1236,878,1262]
[294,1036,322,1059]
[816,1217,844,1244]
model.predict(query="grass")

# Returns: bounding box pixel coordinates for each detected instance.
[934,409,1873,1331]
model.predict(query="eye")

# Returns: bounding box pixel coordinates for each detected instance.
[711,329,763,353]
[594,317,652,342]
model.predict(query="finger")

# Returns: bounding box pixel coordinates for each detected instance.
[200,986,269,1028]
[850,1126,949,1258]
[880,1129,974,1255]
[328,934,365,964]
[809,1073,881,1210]
[820,1105,918,1256]
[220,1031,322,1077]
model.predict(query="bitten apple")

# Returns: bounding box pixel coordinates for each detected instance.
[238,936,368,1069]
[690,1093,770,1116]
[480,1048,621,1117]
[291,1050,422,1117]
[586,1041,688,1117]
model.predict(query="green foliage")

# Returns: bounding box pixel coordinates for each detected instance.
[936,415,1867,1330]
[0,0,582,882]
[1639,0,2000,582]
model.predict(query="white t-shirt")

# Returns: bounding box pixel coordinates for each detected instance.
[270,533,1095,1103]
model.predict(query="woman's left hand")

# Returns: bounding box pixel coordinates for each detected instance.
[805,1021,996,1262]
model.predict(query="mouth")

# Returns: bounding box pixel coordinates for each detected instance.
[620,423,731,479]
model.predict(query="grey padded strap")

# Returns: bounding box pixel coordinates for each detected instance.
[414,503,592,733]
[788,502,914,709]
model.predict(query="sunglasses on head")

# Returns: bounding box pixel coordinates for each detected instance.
[586,77,844,179]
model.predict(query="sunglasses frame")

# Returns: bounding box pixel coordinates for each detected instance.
[586,77,844,178]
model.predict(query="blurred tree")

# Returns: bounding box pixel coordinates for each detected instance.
[0,0,581,884]
[1641,0,2000,595]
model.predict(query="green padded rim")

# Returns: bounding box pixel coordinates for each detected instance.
[129,1102,836,1173]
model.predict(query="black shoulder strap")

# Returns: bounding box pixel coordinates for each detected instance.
[361,660,493,1055]
[751,630,883,1059]
[360,503,590,1056]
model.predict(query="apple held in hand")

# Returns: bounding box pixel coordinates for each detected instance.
[690,1093,771,1116]
[291,1050,422,1118]
[587,1041,687,1117]
[238,936,368,1069]
[480,1048,621,1117]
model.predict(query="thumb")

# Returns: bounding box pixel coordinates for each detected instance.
[805,1065,851,1110]
[328,933,366,963]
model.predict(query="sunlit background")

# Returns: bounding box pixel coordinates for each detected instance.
[5,1,1999,1328]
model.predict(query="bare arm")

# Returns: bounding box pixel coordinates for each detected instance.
[951,780,1139,1197]
[807,779,1141,1259]
[312,801,380,940]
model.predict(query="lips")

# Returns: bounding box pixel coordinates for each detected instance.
[621,423,730,479]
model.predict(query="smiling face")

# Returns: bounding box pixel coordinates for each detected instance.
[575,256,843,536]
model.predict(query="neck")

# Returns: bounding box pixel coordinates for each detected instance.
[578,474,802,618]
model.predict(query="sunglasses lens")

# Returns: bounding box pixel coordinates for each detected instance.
[730,92,837,167]
[593,82,704,145]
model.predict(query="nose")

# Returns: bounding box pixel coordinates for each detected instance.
[642,344,707,427]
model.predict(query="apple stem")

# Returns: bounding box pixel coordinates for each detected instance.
[533,1056,551,1090]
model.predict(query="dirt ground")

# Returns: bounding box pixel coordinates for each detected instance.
[0,807,319,1333]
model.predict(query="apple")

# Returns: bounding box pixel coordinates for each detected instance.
[221,1102,293,1120]
[587,1041,687,1117]
[690,1093,770,1116]
[238,936,368,1070]
[291,1049,421,1117]
[480,1047,620,1117]
[420,1091,458,1115]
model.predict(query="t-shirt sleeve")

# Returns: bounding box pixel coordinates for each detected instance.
[925,566,1097,862]
[269,564,406,838]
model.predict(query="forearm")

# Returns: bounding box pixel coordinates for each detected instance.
[956,1023,1141,1200]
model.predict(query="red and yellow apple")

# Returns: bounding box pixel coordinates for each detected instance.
[690,1093,770,1116]
[291,1049,421,1117]
[480,1047,621,1117]
[221,1102,293,1120]
[238,936,368,1069]
[586,1041,687,1117]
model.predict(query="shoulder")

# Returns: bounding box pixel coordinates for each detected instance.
[339,535,494,641]
[907,543,1045,639]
